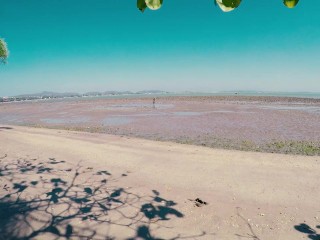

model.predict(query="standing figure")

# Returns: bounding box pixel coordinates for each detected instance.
[153,98,156,108]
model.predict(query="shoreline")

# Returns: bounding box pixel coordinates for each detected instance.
[2,94,320,105]
[19,123,320,156]
[1,95,319,156]
[152,95,320,103]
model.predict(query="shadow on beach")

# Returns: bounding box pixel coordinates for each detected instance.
[294,223,320,240]
[0,155,208,240]
[0,127,13,130]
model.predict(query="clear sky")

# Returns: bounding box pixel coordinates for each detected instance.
[0,0,320,96]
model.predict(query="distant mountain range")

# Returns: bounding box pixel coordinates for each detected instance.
[13,90,169,98]
[0,90,171,102]
[14,91,81,98]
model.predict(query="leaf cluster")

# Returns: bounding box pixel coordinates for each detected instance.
[137,0,300,13]
[137,0,163,12]
[0,39,9,64]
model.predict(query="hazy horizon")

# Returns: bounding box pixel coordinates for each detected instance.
[3,89,320,99]
[1,1,320,96]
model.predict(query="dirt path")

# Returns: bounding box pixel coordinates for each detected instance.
[0,125,319,239]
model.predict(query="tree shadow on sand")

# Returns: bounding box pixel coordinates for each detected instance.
[0,155,208,240]
[0,127,13,130]
[294,223,320,240]
[234,207,261,240]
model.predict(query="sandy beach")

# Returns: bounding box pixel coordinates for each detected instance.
[1,125,319,239]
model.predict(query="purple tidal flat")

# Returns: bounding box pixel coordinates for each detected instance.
[1,96,320,155]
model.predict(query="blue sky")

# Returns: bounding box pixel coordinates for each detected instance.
[0,0,320,96]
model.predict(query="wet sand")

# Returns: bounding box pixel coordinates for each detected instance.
[1,96,319,155]
[0,126,319,239]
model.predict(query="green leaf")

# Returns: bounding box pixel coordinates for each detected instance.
[216,0,242,12]
[222,0,241,8]
[0,39,9,64]
[145,0,163,10]
[137,0,147,12]
[283,0,299,8]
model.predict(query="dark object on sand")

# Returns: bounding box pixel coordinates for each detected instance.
[153,98,156,108]
[194,198,208,207]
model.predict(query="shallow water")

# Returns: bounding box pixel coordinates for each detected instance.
[102,117,133,126]
[0,114,25,123]
[95,103,174,111]
[260,105,320,114]
[173,112,202,116]
[40,117,90,124]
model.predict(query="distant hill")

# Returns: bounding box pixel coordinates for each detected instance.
[12,90,170,98]
[0,90,171,102]
[14,91,81,98]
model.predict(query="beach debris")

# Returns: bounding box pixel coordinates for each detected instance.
[192,198,208,207]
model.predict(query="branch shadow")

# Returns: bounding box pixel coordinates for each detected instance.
[0,127,13,131]
[294,223,320,240]
[0,155,208,240]
[234,207,261,240]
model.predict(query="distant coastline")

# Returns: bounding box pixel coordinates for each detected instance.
[1,90,320,103]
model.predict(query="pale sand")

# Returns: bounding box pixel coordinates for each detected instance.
[0,125,319,239]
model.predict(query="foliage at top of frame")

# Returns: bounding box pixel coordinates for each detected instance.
[137,0,300,13]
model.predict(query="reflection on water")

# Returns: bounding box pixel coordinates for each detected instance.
[112,112,166,117]
[0,114,24,123]
[103,117,133,126]
[95,103,174,110]
[211,110,237,113]
[260,105,320,114]
[173,110,254,116]
[41,117,90,124]
[173,112,202,116]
